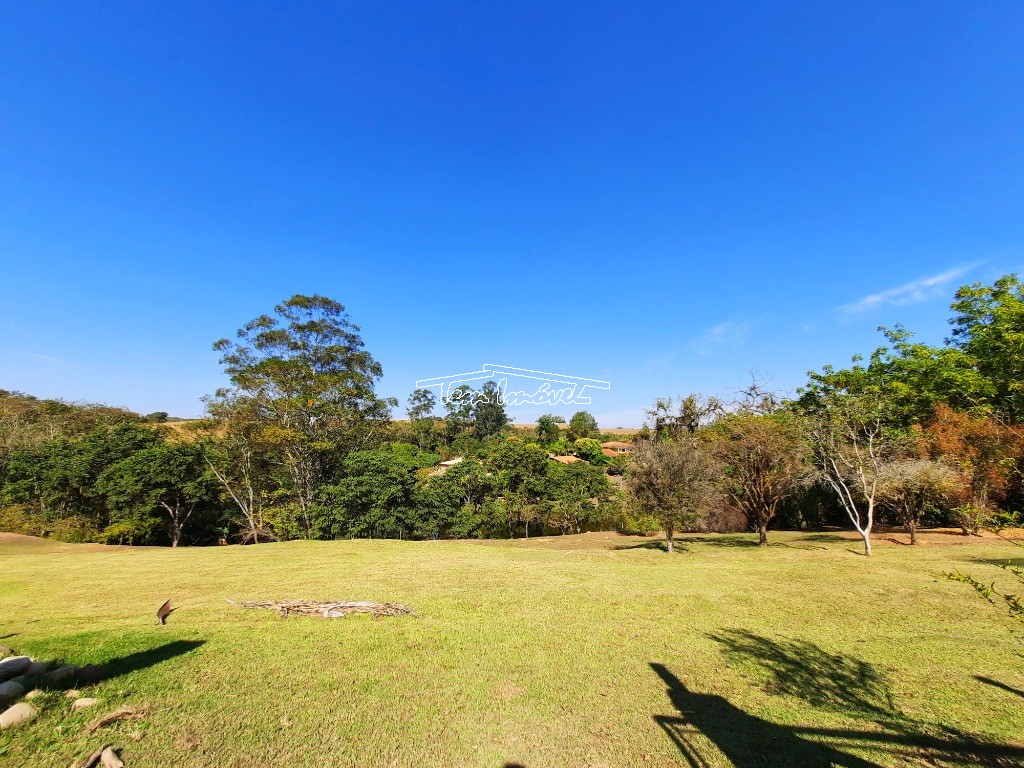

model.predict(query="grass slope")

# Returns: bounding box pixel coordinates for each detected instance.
[1,530,1023,767]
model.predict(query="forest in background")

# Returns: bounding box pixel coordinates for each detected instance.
[1,275,1022,549]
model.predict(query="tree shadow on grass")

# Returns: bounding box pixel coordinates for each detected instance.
[709,630,896,719]
[652,660,1024,767]
[613,540,690,553]
[801,533,862,545]
[30,639,205,691]
[651,663,881,767]
[976,675,1024,700]
[653,631,1024,767]
[968,557,1024,569]
[675,535,760,549]
[615,535,763,551]
[616,532,877,552]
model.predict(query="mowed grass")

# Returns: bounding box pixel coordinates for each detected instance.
[1,530,1023,767]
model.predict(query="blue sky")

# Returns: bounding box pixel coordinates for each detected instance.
[1,2,1022,426]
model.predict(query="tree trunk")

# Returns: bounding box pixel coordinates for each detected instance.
[908,520,917,545]
[861,529,872,557]
[171,524,181,548]
[758,524,767,546]
[665,527,674,553]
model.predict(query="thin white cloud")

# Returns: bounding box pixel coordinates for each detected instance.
[692,318,754,355]
[839,264,978,314]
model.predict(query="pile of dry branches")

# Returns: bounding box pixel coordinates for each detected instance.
[226,599,420,619]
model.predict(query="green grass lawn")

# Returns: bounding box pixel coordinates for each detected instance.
[1,529,1023,767]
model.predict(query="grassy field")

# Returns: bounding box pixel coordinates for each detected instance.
[1,530,1022,768]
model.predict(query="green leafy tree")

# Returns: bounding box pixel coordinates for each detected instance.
[566,411,599,442]
[320,449,419,539]
[798,275,1024,428]
[407,388,437,421]
[573,438,606,464]
[798,326,990,430]
[549,437,573,456]
[419,458,493,537]
[606,452,632,475]
[406,388,439,450]
[0,390,142,467]
[3,423,161,531]
[486,440,549,537]
[547,461,613,534]
[536,414,564,445]
[949,274,1024,423]
[473,380,509,438]
[207,295,395,536]
[443,385,474,444]
[98,443,221,547]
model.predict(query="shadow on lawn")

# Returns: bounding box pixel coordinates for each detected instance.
[674,535,760,549]
[614,532,877,553]
[968,557,1024,569]
[651,632,1024,767]
[101,639,205,682]
[651,663,881,767]
[709,630,896,718]
[976,675,1024,700]
[32,639,206,691]
[613,540,690,553]
[614,535,761,552]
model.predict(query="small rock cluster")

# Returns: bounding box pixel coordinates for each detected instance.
[1,645,134,765]
[0,646,106,730]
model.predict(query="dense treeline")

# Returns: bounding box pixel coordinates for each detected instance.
[1,278,1022,548]
[0,297,631,545]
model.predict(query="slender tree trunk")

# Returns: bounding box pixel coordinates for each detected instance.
[908,520,917,545]
[665,526,674,553]
[758,524,767,546]
[861,529,872,556]
[171,523,181,548]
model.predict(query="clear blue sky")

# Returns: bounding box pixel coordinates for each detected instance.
[2,3,1022,426]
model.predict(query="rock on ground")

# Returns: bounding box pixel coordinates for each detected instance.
[43,665,76,684]
[72,697,100,710]
[0,701,38,729]
[0,680,25,706]
[76,664,105,685]
[0,656,32,682]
